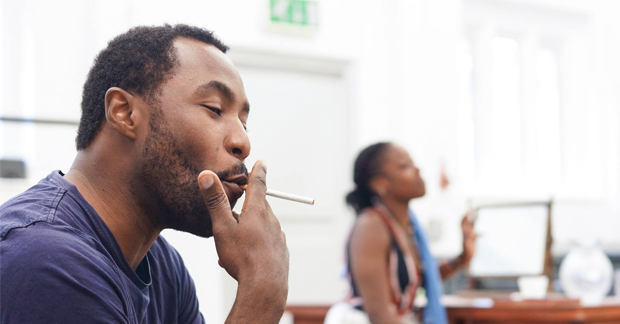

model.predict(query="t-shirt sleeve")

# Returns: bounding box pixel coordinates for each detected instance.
[1,226,130,324]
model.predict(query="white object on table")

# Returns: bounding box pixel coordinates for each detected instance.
[518,275,549,299]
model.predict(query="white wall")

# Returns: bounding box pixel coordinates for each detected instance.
[2,0,620,322]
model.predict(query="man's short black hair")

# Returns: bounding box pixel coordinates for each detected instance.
[76,24,229,150]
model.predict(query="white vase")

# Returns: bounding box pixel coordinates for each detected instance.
[559,240,613,305]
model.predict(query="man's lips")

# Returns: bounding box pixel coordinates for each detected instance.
[223,174,249,186]
[221,181,244,205]
[221,174,248,206]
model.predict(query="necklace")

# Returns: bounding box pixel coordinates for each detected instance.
[376,202,424,272]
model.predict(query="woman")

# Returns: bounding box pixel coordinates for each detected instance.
[344,142,476,324]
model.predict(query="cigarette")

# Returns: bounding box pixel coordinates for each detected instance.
[239,185,315,205]
[265,189,315,205]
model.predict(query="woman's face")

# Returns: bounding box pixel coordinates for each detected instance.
[376,145,426,201]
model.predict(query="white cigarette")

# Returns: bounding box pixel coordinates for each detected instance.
[266,189,315,205]
[239,185,315,205]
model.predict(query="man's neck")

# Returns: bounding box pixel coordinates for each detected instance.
[64,153,161,270]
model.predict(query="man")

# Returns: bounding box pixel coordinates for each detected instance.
[0,24,289,323]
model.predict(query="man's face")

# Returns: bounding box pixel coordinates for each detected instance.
[138,38,251,238]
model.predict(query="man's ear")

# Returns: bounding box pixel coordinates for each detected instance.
[104,87,141,141]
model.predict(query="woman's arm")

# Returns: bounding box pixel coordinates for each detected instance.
[349,211,406,324]
[440,213,477,281]
[439,254,466,281]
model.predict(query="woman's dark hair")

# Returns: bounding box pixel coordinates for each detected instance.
[76,24,229,150]
[346,142,392,214]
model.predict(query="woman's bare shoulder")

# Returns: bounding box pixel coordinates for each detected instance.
[350,208,391,248]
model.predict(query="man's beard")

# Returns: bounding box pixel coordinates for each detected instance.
[138,107,247,237]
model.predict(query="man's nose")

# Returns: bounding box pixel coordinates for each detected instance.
[225,121,251,160]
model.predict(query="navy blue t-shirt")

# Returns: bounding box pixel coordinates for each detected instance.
[0,171,205,324]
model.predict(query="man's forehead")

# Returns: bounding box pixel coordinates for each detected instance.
[171,38,247,104]
[173,37,235,73]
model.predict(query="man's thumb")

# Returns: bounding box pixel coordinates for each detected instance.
[198,170,234,226]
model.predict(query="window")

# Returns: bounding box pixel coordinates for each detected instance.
[489,36,522,184]
[531,47,562,192]
[459,2,587,198]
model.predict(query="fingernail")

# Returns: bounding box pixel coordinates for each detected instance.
[200,175,214,189]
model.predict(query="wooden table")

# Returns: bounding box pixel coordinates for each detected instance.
[446,293,620,324]
[286,294,620,324]
[285,305,330,324]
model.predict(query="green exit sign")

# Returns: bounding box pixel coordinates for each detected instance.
[270,0,318,27]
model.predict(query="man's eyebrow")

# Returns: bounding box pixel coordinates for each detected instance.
[196,81,235,102]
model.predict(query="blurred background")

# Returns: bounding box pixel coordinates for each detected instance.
[1,0,620,322]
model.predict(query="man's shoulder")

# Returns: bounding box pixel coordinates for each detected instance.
[0,179,110,276]
[0,175,68,241]
[1,220,105,272]
[0,225,129,323]
[1,223,124,304]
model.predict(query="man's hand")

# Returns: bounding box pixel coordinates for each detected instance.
[198,161,289,324]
